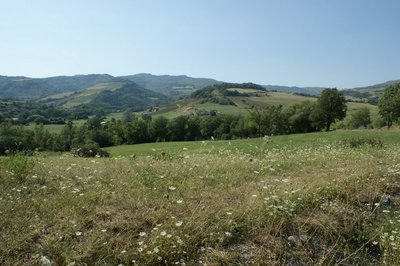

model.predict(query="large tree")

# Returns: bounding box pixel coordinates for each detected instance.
[312,88,347,131]
[378,83,400,128]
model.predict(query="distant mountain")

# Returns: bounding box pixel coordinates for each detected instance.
[263,85,324,96]
[0,76,52,99]
[0,74,119,99]
[121,73,221,98]
[42,74,117,93]
[349,80,400,91]
[1,72,399,108]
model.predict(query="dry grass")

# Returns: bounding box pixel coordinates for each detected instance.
[1,132,400,265]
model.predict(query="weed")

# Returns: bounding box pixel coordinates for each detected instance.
[3,153,34,183]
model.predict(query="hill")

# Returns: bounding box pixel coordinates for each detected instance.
[263,85,324,96]
[65,82,168,114]
[152,82,317,118]
[341,79,400,104]
[152,85,377,122]
[0,74,118,99]
[121,73,221,98]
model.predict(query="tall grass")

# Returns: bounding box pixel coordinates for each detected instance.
[0,130,399,265]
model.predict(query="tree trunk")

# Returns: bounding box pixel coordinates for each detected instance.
[326,123,330,132]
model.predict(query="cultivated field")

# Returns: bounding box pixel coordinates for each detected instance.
[1,130,400,265]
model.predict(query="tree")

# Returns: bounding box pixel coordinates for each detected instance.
[378,83,400,128]
[150,116,168,141]
[312,88,347,131]
[286,101,317,133]
[248,108,263,137]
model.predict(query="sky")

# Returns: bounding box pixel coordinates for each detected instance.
[1,0,400,88]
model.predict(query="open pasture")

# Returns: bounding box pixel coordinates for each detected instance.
[1,130,400,265]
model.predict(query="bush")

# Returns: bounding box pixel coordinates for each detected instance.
[4,153,34,183]
[71,143,110,158]
[343,137,384,149]
[373,116,387,129]
[348,108,371,129]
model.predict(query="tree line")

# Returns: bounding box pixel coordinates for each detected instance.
[0,88,352,155]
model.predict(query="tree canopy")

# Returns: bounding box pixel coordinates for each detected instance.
[312,88,347,131]
[378,83,400,128]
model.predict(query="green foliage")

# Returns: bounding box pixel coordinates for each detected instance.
[378,82,400,127]
[0,98,68,125]
[343,137,384,149]
[312,88,347,131]
[373,116,387,129]
[348,107,371,129]
[285,101,317,133]
[71,143,110,157]
[86,82,167,113]
[191,82,266,99]
[3,153,34,183]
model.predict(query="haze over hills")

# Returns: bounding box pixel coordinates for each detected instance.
[121,73,222,99]
[341,79,400,105]
[0,74,117,99]
[263,85,324,96]
[0,73,399,109]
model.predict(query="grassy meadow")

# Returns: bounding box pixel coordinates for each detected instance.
[1,129,400,265]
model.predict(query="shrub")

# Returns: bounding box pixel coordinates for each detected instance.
[343,137,384,149]
[373,116,387,129]
[4,153,34,183]
[71,143,110,158]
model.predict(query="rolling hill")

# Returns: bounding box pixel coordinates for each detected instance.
[0,74,119,99]
[263,85,324,96]
[341,79,400,104]
[47,81,168,113]
[150,82,378,121]
[121,73,222,98]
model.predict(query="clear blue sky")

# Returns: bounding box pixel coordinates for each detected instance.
[1,0,399,88]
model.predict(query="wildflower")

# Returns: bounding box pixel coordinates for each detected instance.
[153,247,160,253]
[225,232,232,236]
[75,231,83,236]
[121,250,127,254]
[175,221,183,227]
[160,231,167,236]
[41,256,51,266]
[139,232,147,237]
[169,186,176,191]
[176,200,183,204]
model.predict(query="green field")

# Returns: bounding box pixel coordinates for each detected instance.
[106,129,400,157]
[152,91,378,119]
[2,129,400,264]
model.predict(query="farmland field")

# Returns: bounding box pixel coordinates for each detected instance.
[1,129,400,265]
